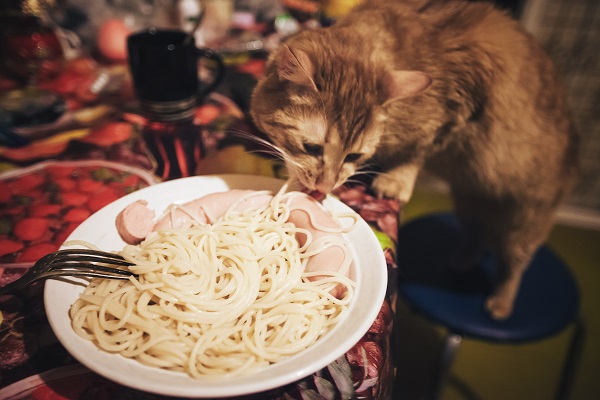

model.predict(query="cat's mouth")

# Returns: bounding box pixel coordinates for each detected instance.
[301,188,326,202]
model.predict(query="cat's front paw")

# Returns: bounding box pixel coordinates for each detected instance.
[372,165,420,204]
[372,174,407,202]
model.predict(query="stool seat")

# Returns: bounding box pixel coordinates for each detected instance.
[397,213,584,399]
[397,213,579,342]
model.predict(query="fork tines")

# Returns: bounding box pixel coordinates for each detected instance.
[0,248,138,296]
[52,249,135,267]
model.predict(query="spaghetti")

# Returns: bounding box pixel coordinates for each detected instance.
[69,189,355,378]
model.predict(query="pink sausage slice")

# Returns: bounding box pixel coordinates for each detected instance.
[288,194,345,274]
[154,190,272,230]
[288,194,347,297]
[115,200,155,245]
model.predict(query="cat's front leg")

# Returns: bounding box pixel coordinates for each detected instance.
[372,163,421,204]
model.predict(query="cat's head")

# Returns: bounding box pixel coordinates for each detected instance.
[250,35,430,194]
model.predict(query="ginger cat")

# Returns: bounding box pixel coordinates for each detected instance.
[249,0,579,319]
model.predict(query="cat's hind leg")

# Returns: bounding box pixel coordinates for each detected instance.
[450,193,491,274]
[484,204,556,319]
[450,217,487,274]
[451,192,556,319]
[485,242,536,320]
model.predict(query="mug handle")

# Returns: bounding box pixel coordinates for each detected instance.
[196,48,225,99]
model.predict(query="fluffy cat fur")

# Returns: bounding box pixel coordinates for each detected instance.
[249,0,579,319]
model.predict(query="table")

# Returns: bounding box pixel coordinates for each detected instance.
[0,50,400,399]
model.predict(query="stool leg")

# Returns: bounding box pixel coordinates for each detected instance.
[556,317,585,400]
[430,333,462,400]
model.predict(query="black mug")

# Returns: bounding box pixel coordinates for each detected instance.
[127,28,225,122]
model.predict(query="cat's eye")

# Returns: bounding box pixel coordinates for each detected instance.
[303,143,323,157]
[344,153,362,163]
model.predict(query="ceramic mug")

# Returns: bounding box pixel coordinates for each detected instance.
[127,28,225,122]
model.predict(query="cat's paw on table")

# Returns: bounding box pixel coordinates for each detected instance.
[372,170,417,205]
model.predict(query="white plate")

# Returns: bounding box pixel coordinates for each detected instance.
[44,174,387,398]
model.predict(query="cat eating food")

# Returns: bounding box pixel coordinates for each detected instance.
[249,0,579,319]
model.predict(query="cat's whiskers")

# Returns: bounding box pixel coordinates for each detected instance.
[227,127,386,193]
[351,170,378,179]
[227,129,302,169]
[345,162,379,178]
[342,177,369,188]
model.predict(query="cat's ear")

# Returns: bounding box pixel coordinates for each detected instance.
[277,45,317,89]
[385,70,431,101]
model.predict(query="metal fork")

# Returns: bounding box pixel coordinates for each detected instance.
[0,249,136,295]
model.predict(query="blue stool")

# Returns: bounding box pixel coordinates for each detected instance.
[397,213,584,400]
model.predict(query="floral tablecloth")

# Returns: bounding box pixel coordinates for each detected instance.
[0,54,400,399]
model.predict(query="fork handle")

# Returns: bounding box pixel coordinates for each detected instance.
[0,274,34,296]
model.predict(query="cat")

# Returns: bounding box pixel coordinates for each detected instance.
[249,0,579,319]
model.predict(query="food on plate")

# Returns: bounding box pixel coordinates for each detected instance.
[115,199,155,244]
[117,189,354,294]
[69,188,356,378]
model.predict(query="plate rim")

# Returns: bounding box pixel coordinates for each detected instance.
[44,174,388,398]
